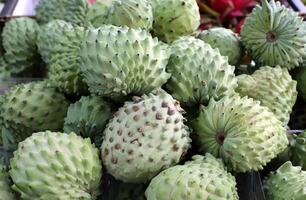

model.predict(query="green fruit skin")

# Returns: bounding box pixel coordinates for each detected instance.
[289,132,306,170]
[9,131,102,200]
[0,165,16,200]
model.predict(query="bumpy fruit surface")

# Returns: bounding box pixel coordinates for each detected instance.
[151,0,200,43]
[85,0,115,27]
[86,0,153,30]
[80,25,171,100]
[0,58,11,80]
[35,0,89,25]
[0,82,69,144]
[241,0,306,69]
[101,90,191,183]
[37,20,74,65]
[166,36,237,106]
[145,153,239,200]
[236,66,297,125]
[0,165,15,200]
[48,26,88,95]
[2,18,40,76]
[198,27,242,66]
[289,132,306,170]
[192,95,288,172]
[9,131,102,200]
[64,95,112,146]
[264,161,306,200]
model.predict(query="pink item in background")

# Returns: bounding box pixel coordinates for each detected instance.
[88,0,96,4]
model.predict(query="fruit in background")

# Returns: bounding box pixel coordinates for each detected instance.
[37,20,74,65]
[35,0,89,25]
[289,132,306,170]
[151,0,200,43]
[48,26,88,95]
[2,18,41,77]
[264,161,306,200]
[64,95,112,146]
[0,58,11,81]
[9,131,102,200]
[0,165,16,200]
[236,66,297,125]
[198,27,242,65]
[145,154,239,200]
[192,95,288,172]
[86,0,153,30]
[101,90,191,183]
[79,25,171,100]
[165,36,237,106]
[293,67,306,101]
[208,0,258,20]
[0,81,69,147]
[241,0,306,69]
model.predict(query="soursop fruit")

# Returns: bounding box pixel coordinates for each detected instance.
[192,95,288,172]
[0,81,69,145]
[2,18,40,76]
[289,132,306,170]
[0,165,16,200]
[165,36,237,106]
[264,161,306,200]
[64,95,112,146]
[9,131,102,200]
[151,0,200,43]
[236,66,297,125]
[48,26,88,95]
[241,0,306,69]
[86,0,153,30]
[35,0,89,25]
[101,90,191,183]
[0,58,11,80]
[198,27,242,66]
[37,20,74,65]
[145,153,239,200]
[80,25,171,100]
[293,67,306,101]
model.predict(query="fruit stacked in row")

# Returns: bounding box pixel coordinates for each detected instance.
[0,0,305,199]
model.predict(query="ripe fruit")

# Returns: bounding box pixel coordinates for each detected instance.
[101,90,191,183]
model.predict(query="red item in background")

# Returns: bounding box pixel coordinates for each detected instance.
[88,0,96,4]
[208,0,257,20]
[236,18,245,34]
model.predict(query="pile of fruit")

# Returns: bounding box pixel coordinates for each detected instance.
[0,0,306,199]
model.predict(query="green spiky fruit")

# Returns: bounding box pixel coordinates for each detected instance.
[84,0,115,27]
[80,25,171,100]
[35,0,89,25]
[289,132,306,170]
[145,153,238,200]
[0,82,69,145]
[165,36,237,106]
[264,161,306,200]
[192,95,288,172]
[151,0,200,43]
[101,90,191,183]
[0,165,16,200]
[86,0,153,30]
[37,20,74,65]
[236,66,297,125]
[9,131,102,200]
[48,26,88,95]
[106,179,146,200]
[198,27,242,66]
[64,95,112,146]
[2,18,40,76]
[0,58,11,81]
[241,0,306,69]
